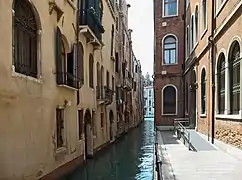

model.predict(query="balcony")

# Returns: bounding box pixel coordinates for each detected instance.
[56,72,82,89]
[96,86,113,105]
[79,6,105,47]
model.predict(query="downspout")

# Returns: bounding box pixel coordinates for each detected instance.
[182,1,186,118]
[208,0,215,144]
[76,0,81,105]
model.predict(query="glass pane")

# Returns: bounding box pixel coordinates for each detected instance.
[164,50,170,64]
[165,3,177,16]
[165,37,176,43]
[164,43,176,49]
[170,49,176,63]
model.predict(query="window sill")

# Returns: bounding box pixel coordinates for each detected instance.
[200,28,208,40]
[162,14,178,18]
[162,63,178,66]
[215,114,241,120]
[57,84,78,91]
[55,147,67,154]
[200,114,206,118]
[162,113,177,116]
[12,69,43,84]
[216,0,228,17]
[65,0,77,10]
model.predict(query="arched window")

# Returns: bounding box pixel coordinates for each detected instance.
[163,0,178,17]
[202,0,207,31]
[201,68,206,114]
[194,6,199,43]
[186,25,190,57]
[163,35,177,64]
[217,53,225,114]
[13,0,38,77]
[163,85,177,114]
[89,54,94,88]
[190,15,194,49]
[229,41,240,114]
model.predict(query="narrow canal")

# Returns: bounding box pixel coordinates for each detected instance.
[61,119,155,180]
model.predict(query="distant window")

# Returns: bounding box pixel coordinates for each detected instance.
[149,90,152,97]
[163,0,178,17]
[78,110,84,140]
[201,69,206,114]
[202,0,207,31]
[56,108,65,148]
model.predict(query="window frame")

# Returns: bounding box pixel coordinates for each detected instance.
[162,35,178,65]
[162,0,178,18]
[200,68,206,115]
[162,84,178,115]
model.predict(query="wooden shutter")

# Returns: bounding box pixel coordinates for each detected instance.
[56,27,62,84]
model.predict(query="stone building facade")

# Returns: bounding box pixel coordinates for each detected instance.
[154,0,185,130]
[154,0,242,149]
[0,0,143,179]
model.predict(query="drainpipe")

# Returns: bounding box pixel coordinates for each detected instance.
[209,0,215,144]
[76,0,81,105]
[182,0,186,118]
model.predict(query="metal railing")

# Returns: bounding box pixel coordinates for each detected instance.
[174,118,191,150]
[155,130,163,180]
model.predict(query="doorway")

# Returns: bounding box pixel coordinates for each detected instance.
[190,70,197,128]
[109,110,114,141]
[84,109,93,158]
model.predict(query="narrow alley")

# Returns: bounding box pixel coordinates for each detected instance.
[60,120,155,180]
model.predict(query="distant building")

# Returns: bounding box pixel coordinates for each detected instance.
[143,73,154,118]
[144,85,154,118]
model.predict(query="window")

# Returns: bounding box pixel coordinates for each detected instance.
[185,82,188,113]
[115,52,119,73]
[194,6,198,43]
[149,100,151,106]
[217,53,225,114]
[78,110,84,140]
[163,0,178,17]
[56,30,83,89]
[112,76,114,91]
[149,108,152,112]
[201,68,206,114]
[13,0,38,78]
[190,16,194,49]
[106,71,110,88]
[101,112,104,128]
[133,81,137,91]
[229,42,240,114]
[149,90,152,97]
[163,35,177,64]
[163,85,177,114]
[89,54,94,88]
[202,0,207,31]
[186,26,190,57]
[111,25,114,57]
[56,108,65,148]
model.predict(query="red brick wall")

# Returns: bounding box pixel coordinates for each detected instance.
[154,0,185,126]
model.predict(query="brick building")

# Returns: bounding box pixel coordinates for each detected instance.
[154,0,242,149]
[154,0,185,130]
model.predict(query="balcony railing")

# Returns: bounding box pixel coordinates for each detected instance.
[124,77,132,91]
[79,7,105,42]
[96,86,113,104]
[56,72,82,89]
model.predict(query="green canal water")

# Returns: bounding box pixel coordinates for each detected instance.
[61,119,155,180]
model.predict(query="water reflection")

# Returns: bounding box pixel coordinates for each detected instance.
[61,119,154,180]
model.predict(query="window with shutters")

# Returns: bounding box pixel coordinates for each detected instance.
[56,108,65,148]
[229,41,240,115]
[13,0,38,78]
[56,28,84,89]
[89,54,94,88]
[163,85,177,114]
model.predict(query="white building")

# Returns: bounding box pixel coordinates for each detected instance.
[144,85,154,118]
